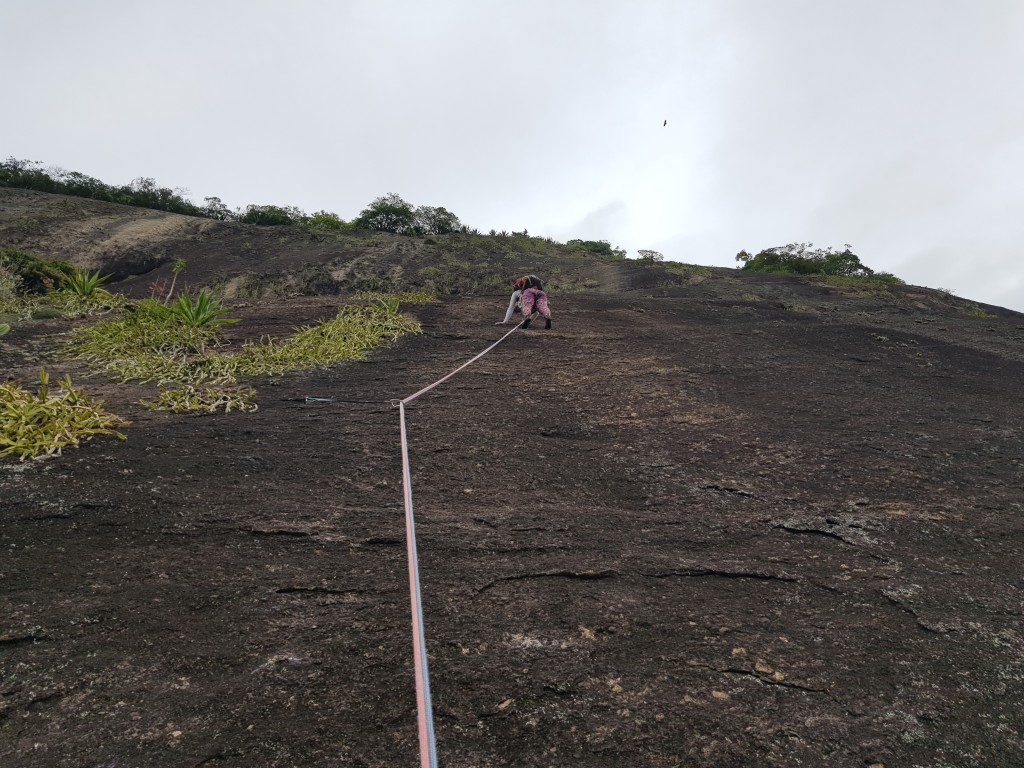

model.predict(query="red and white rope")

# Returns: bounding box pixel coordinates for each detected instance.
[396,319,525,767]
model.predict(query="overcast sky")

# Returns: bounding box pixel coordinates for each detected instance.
[3,0,1023,311]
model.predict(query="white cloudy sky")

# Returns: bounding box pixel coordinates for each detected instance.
[3,0,1023,311]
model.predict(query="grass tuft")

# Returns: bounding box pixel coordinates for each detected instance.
[967,306,994,319]
[232,304,420,377]
[811,273,905,297]
[65,300,422,409]
[355,290,438,305]
[65,299,223,383]
[665,262,714,277]
[0,371,130,460]
[143,385,258,414]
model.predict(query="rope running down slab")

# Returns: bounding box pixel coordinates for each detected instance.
[395,319,525,768]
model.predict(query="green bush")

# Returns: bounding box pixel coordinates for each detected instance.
[29,306,65,320]
[352,193,416,234]
[201,196,235,221]
[736,243,875,276]
[0,261,21,301]
[305,210,351,231]
[566,239,627,260]
[240,204,303,226]
[0,254,126,320]
[0,159,202,216]
[0,248,77,294]
[123,177,203,216]
[412,205,461,235]
[3,157,648,253]
[637,249,664,262]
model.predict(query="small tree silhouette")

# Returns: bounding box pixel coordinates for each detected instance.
[164,258,187,304]
[637,249,664,263]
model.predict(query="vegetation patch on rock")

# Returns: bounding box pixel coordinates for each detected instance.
[0,370,129,460]
[66,294,421,412]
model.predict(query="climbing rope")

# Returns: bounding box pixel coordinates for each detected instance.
[400,322,524,406]
[395,319,525,768]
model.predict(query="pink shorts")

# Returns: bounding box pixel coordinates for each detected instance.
[521,288,551,319]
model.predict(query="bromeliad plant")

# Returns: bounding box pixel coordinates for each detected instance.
[0,370,130,460]
[65,298,226,383]
[62,268,112,298]
[166,290,238,327]
[0,261,124,320]
[46,267,127,318]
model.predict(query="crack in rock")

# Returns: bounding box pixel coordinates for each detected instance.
[700,484,758,499]
[773,514,883,548]
[643,568,798,583]
[774,524,850,544]
[880,587,946,634]
[0,630,47,648]
[687,661,830,693]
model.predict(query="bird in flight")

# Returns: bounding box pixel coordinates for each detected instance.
[663,119,667,126]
